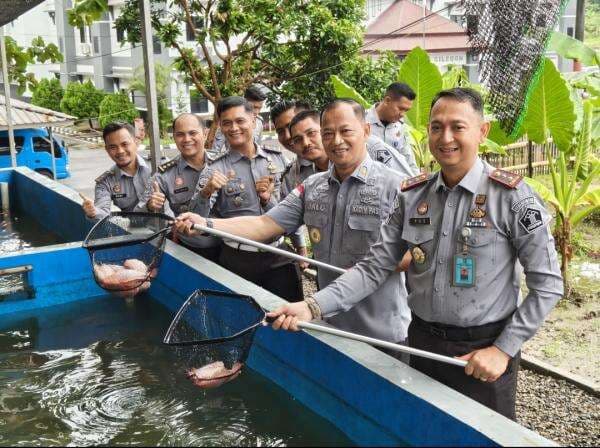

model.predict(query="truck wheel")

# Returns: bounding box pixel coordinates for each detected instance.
[35,169,53,179]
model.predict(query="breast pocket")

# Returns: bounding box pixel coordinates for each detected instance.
[304,212,329,259]
[344,215,381,256]
[456,229,496,277]
[222,179,246,208]
[402,227,436,274]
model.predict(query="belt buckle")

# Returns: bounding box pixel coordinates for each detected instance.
[430,326,446,339]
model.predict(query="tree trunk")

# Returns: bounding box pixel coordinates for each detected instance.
[205,115,219,149]
[575,0,585,42]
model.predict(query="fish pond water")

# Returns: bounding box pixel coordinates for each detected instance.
[0,295,353,446]
[0,211,63,254]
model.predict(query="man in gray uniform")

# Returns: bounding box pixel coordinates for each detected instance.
[176,99,412,346]
[135,113,220,261]
[212,85,266,152]
[192,96,303,302]
[269,88,563,419]
[81,122,152,221]
[366,82,419,175]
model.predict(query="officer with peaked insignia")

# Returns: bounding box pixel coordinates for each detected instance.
[189,96,303,302]
[135,113,220,261]
[176,99,413,349]
[267,88,563,420]
[81,122,152,221]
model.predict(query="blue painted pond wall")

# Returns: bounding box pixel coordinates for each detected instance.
[0,168,555,447]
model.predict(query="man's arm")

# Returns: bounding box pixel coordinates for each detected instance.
[176,213,285,243]
[92,181,113,221]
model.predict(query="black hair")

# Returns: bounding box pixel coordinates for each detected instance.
[216,96,254,117]
[320,98,365,123]
[289,110,320,133]
[172,113,204,131]
[385,82,416,101]
[102,121,135,142]
[244,85,267,102]
[270,100,312,124]
[430,87,484,117]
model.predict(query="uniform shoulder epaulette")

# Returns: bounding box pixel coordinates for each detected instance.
[401,173,430,192]
[206,147,228,164]
[263,145,281,154]
[158,159,176,173]
[95,170,112,183]
[489,168,522,189]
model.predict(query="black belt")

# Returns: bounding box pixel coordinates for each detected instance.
[411,313,508,342]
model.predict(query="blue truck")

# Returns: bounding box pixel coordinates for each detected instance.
[0,128,70,179]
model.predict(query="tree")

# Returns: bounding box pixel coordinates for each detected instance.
[68,0,365,144]
[0,36,63,95]
[31,78,64,112]
[128,63,172,137]
[98,92,139,128]
[60,80,106,127]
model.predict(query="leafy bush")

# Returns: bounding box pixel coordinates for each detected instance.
[98,93,139,128]
[31,78,64,111]
[60,80,105,123]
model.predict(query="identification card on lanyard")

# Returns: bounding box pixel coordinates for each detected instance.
[452,227,476,287]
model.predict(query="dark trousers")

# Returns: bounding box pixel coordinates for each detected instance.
[177,240,222,264]
[408,316,519,420]
[219,243,304,302]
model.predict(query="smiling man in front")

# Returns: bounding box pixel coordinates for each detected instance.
[269,88,563,419]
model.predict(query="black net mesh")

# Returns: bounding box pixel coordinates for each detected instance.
[464,0,567,135]
[163,289,266,371]
[83,212,171,296]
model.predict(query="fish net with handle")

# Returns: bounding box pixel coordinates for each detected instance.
[464,0,568,135]
[163,289,266,372]
[82,212,172,294]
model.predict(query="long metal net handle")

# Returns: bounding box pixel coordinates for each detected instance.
[191,224,346,275]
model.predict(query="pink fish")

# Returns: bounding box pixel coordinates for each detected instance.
[123,258,148,272]
[186,361,243,389]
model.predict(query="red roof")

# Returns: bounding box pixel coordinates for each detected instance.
[364,0,470,54]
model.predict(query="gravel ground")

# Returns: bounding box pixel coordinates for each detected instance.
[300,275,600,446]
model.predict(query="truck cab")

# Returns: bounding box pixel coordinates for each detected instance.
[0,128,70,179]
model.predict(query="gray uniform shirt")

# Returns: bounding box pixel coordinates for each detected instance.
[366,135,415,177]
[211,115,263,152]
[93,155,152,220]
[136,154,219,248]
[192,144,288,218]
[366,104,419,175]
[314,158,563,357]
[268,155,411,343]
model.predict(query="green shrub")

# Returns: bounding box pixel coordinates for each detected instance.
[98,93,139,129]
[31,78,64,112]
[60,80,105,123]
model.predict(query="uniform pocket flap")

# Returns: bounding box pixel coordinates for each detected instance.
[347,215,380,232]
[304,213,329,228]
[402,228,435,245]
[457,229,495,247]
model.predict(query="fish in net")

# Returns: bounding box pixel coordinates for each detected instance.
[163,289,267,389]
[83,212,172,297]
[464,0,568,135]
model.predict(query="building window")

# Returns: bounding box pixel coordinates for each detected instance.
[113,78,121,93]
[567,26,574,37]
[153,36,161,54]
[77,75,84,83]
[190,90,208,113]
[116,26,126,43]
[93,36,99,54]
[186,16,204,41]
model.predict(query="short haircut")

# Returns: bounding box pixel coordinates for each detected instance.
[289,110,320,133]
[320,98,365,123]
[270,100,312,123]
[172,113,204,131]
[103,121,135,142]
[430,87,484,117]
[216,96,253,117]
[385,82,416,101]
[244,85,267,102]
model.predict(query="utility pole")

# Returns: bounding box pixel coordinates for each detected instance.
[139,0,162,173]
[0,26,17,168]
[574,0,586,71]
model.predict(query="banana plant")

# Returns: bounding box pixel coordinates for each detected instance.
[524,92,599,296]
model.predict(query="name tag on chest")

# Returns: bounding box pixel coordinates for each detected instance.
[409,217,430,225]
[174,186,189,194]
[111,193,127,199]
